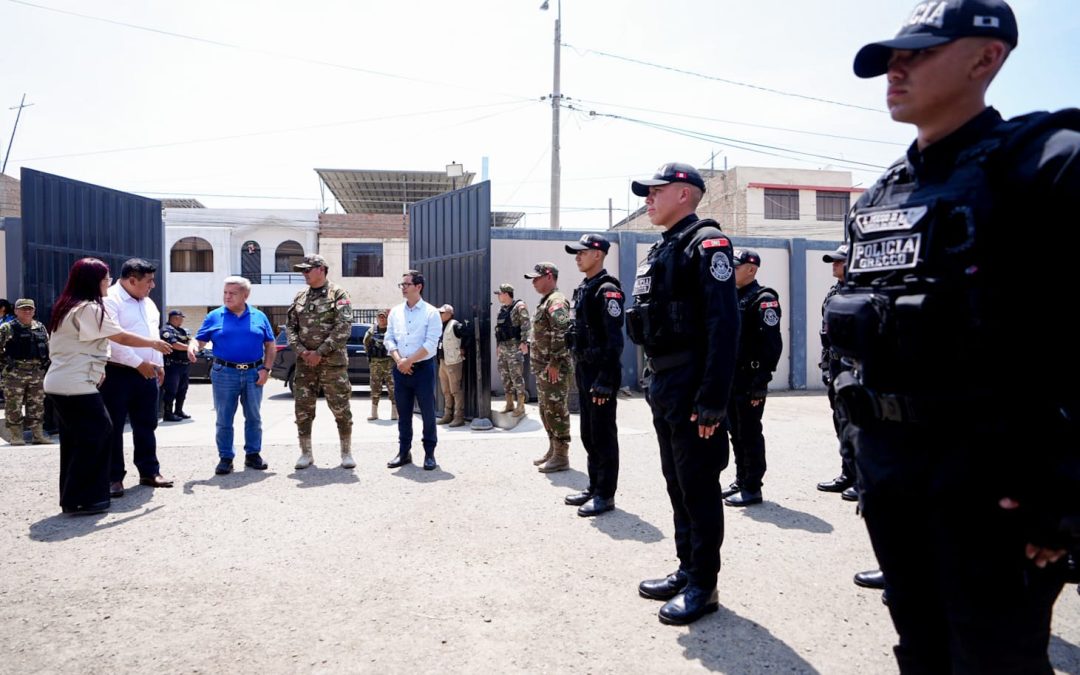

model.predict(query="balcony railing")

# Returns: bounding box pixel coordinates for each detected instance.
[242,273,305,285]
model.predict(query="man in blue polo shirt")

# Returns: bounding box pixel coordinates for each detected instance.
[190,276,277,475]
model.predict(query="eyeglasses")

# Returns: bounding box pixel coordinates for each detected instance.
[397,282,415,288]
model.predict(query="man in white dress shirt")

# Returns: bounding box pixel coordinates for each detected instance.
[100,258,173,497]
[384,269,443,471]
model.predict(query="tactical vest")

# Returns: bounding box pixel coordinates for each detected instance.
[569,273,621,361]
[5,321,49,362]
[737,284,779,369]
[827,110,1080,394]
[495,300,524,342]
[367,327,389,359]
[626,218,723,354]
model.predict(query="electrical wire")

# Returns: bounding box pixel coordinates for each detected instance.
[564,43,886,114]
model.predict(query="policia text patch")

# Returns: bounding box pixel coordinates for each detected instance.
[849,233,921,274]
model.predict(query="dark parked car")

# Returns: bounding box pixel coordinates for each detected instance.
[188,347,215,382]
[270,324,371,392]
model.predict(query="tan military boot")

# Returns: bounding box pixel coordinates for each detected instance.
[437,401,453,425]
[294,436,314,469]
[512,393,527,418]
[391,402,399,420]
[340,434,356,469]
[532,438,553,466]
[500,393,515,413]
[448,416,465,428]
[368,402,379,421]
[538,440,570,473]
[31,424,51,444]
[6,425,24,446]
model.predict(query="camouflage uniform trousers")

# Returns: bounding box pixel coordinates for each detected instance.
[535,368,572,443]
[293,360,353,436]
[496,341,526,398]
[368,357,395,405]
[3,362,46,429]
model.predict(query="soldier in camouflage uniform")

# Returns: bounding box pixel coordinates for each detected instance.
[363,309,397,421]
[524,262,573,472]
[1,299,51,445]
[493,283,530,417]
[286,254,355,469]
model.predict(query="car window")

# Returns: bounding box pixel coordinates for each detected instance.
[275,328,288,345]
[349,324,370,345]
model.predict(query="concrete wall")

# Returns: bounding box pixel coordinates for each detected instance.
[319,238,410,310]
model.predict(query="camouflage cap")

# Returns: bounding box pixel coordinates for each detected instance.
[523,262,559,279]
[493,283,515,295]
[14,298,34,309]
[377,308,389,317]
[438,304,454,314]
[293,254,328,271]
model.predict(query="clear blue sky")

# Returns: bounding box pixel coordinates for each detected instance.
[2,0,1077,229]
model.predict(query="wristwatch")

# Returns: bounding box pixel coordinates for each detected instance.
[258,366,271,373]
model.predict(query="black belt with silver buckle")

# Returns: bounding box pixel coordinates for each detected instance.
[646,350,695,374]
[214,358,263,370]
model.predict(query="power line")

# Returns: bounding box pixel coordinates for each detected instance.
[14,100,532,162]
[7,0,536,103]
[564,43,886,114]
[564,103,890,171]
[572,97,906,147]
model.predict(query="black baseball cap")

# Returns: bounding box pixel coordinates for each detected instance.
[854,0,1018,78]
[168,309,186,317]
[565,233,611,254]
[823,245,849,262]
[733,248,761,267]
[631,163,707,197]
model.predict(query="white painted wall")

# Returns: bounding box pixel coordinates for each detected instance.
[164,208,319,310]
[319,238,410,310]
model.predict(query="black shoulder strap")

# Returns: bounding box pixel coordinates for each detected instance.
[751,286,779,304]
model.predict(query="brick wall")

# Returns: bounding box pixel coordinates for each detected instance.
[0,174,20,218]
[319,212,409,239]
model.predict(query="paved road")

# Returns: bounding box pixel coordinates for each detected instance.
[2,384,1078,673]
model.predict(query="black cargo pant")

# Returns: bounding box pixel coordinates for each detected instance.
[854,407,1069,673]
[827,385,857,480]
[162,361,190,414]
[647,362,728,591]
[574,362,619,500]
[727,389,767,492]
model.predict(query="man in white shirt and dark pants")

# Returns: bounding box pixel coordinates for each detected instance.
[101,259,174,496]
[384,269,443,471]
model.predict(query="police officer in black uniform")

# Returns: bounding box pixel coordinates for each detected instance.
[626,163,740,626]
[826,1,1080,669]
[563,233,624,518]
[161,310,192,422]
[721,249,782,507]
[816,244,859,499]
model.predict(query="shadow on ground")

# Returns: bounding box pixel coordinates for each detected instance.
[589,508,664,543]
[390,463,455,483]
[28,487,164,542]
[288,466,361,488]
[1051,632,1080,675]
[182,469,276,494]
[543,468,588,491]
[678,604,820,673]
[734,502,834,534]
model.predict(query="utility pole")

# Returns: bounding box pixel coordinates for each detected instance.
[2,94,34,175]
[541,0,561,229]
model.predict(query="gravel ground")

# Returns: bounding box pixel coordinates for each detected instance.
[2,384,1078,674]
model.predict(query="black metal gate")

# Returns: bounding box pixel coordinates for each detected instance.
[409,181,492,419]
[18,168,164,328]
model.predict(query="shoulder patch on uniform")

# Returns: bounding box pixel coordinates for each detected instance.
[760,300,779,309]
[702,237,730,249]
[709,253,733,282]
[337,299,351,306]
[604,291,623,299]
[763,308,780,327]
[606,298,622,317]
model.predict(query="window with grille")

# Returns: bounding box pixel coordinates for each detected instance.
[170,237,213,272]
[816,191,850,222]
[342,243,384,277]
[275,240,305,272]
[764,188,799,220]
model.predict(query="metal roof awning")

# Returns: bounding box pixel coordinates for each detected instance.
[492,211,525,228]
[316,168,476,214]
[159,198,206,208]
